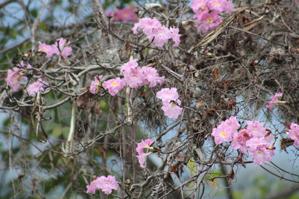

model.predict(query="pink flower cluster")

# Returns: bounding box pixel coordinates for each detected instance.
[86,175,119,195]
[191,0,234,33]
[89,76,102,94]
[287,123,299,146]
[212,116,240,144]
[132,17,181,48]
[6,61,32,92]
[121,59,165,88]
[91,59,165,96]
[108,6,138,23]
[102,77,126,96]
[27,78,48,96]
[6,68,25,92]
[266,92,283,110]
[212,118,275,164]
[136,138,154,168]
[156,88,183,119]
[38,38,72,59]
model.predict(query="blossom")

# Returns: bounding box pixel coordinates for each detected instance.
[136,139,154,168]
[86,175,119,195]
[287,123,299,146]
[195,11,223,33]
[56,38,72,58]
[207,0,234,13]
[102,78,126,96]
[132,17,180,48]
[191,0,234,33]
[246,121,267,138]
[245,131,274,165]
[89,76,101,94]
[161,100,183,119]
[156,88,183,119]
[120,59,144,88]
[132,17,162,35]
[149,26,172,48]
[231,129,252,152]
[248,146,274,165]
[110,6,138,23]
[6,67,26,92]
[212,116,240,144]
[266,92,283,110]
[38,38,72,59]
[119,59,165,89]
[120,59,139,74]
[38,43,57,58]
[27,79,48,96]
[141,66,165,87]
[168,27,181,47]
[156,88,180,103]
[246,137,274,164]
[191,0,207,13]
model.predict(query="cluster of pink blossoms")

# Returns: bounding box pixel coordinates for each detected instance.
[86,175,119,195]
[287,123,299,146]
[136,138,154,168]
[27,78,48,96]
[212,117,275,164]
[89,76,102,94]
[38,38,72,59]
[191,0,234,33]
[90,59,164,96]
[266,92,283,110]
[107,6,138,23]
[156,88,183,119]
[6,61,32,92]
[132,17,180,48]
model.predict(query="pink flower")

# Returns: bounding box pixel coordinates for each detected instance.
[231,129,252,152]
[195,11,223,33]
[161,100,183,119]
[248,146,274,165]
[207,0,234,13]
[266,92,283,110]
[38,43,58,58]
[287,123,299,146]
[132,17,180,48]
[168,27,181,47]
[132,17,162,35]
[246,121,267,138]
[102,78,126,96]
[156,88,180,103]
[120,59,144,88]
[27,79,48,96]
[141,66,164,87]
[86,175,119,195]
[212,116,240,144]
[110,6,138,23]
[38,38,72,59]
[246,136,274,164]
[191,0,207,13]
[156,88,183,119]
[136,139,154,168]
[149,26,172,48]
[6,67,26,92]
[56,38,72,58]
[120,59,139,74]
[89,76,101,94]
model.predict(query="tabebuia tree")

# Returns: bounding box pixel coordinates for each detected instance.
[1,0,299,198]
